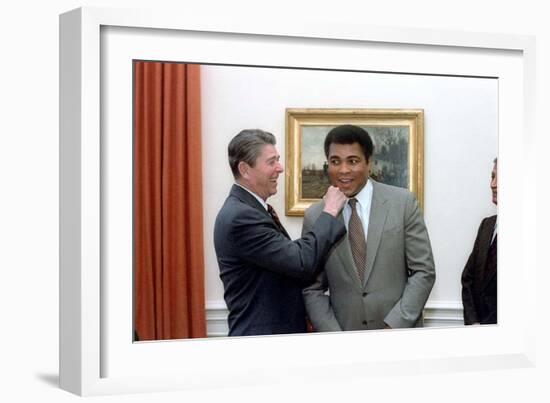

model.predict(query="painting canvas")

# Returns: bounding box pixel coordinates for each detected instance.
[301,125,409,199]
[286,108,424,216]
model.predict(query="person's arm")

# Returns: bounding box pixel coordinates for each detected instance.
[384,193,436,328]
[232,186,346,281]
[302,268,342,332]
[301,208,343,332]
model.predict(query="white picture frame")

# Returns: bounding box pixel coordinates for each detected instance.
[60,6,537,396]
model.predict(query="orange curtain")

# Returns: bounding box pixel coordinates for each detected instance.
[133,62,206,340]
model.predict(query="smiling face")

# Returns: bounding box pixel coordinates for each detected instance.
[327,142,370,197]
[238,144,283,201]
[491,161,497,205]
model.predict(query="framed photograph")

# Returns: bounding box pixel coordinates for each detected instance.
[60,6,536,397]
[286,108,424,216]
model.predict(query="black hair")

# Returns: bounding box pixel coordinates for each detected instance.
[324,125,374,161]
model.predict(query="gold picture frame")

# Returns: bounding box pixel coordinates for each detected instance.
[285,108,424,216]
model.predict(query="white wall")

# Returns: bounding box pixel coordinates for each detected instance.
[2,0,548,402]
[202,64,498,319]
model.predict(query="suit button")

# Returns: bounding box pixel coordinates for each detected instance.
[362,320,368,325]
[362,292,367,297]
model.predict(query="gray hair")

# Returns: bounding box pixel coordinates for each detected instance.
[228,129,276,179]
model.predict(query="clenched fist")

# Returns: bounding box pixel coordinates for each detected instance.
[322,186,347,217]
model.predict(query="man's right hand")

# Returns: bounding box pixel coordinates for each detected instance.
[322,186,347,217]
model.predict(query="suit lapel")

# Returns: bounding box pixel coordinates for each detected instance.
[479,216,497,291]
[276,219,291,239]
[362,182,389,286]
[231,184,290,238]
[333,181,389,290]
[334,213,364,291]
[481,262,497,292]
[231,184,266,214]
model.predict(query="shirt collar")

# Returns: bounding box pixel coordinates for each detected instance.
[347,179,373,209]
[235,182,268,210]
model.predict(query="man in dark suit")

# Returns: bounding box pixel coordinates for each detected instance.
[214,129,347,336]
[461,158,498,325]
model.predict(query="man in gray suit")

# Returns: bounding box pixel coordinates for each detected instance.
[303,125,435,331]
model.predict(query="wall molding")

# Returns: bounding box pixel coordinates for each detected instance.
[423,300,464,327]
[205,300,230,337]
[205,300,464,337]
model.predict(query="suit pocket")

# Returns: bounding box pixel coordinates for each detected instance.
[380,226,404,245]
[383,226,403,235]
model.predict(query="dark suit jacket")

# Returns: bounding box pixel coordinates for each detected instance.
[214,185,346,336]
[461,215,497,325]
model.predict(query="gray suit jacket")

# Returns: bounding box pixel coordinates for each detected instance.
[302,179,435,331]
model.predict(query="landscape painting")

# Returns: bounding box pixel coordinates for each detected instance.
[285,108,424,216]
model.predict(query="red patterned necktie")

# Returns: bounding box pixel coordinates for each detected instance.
[267,204,286,235]
[348,198,366,282]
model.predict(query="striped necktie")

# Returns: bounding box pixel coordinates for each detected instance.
[348,198,366,282]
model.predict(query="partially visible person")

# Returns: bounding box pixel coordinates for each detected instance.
[303,125,435,331]
[461,158,498,325]
[214,129,347,336]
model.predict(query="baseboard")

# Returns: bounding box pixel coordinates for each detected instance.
[205,300,464,337]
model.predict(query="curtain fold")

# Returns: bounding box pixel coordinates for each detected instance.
[134,62,206,341]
